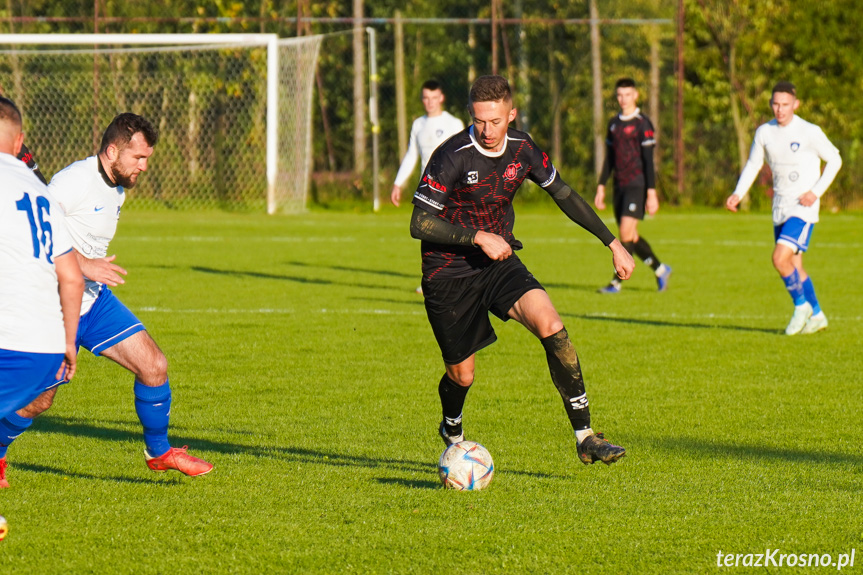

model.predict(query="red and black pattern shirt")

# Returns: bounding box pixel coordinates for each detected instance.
[598,109,656,190]
[412,126,557,280]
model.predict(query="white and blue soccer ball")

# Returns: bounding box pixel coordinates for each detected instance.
[438,441,494,491]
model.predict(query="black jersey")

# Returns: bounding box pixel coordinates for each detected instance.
[598,110,656,190]
[17,143,47,185]
[412,126,558,280]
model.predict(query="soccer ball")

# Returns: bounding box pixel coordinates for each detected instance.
[0,515,7,541]
[438,441,494,491]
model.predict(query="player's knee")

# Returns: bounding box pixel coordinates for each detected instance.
[137,351,169,386]
[447,366,474,387]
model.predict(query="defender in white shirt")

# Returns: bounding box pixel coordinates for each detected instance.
[1,114,212,484]
[727,82,842,335]
[390,80,464,207]
[0,98,84,487]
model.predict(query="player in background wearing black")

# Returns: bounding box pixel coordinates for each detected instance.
[410,75,634,466]
[17,143,47,184]
[594,78,671,293]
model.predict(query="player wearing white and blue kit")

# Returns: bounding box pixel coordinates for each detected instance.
[390,80,464,207]
[0,97,84,488]
[0,113,212,485]
[727,82,842,335]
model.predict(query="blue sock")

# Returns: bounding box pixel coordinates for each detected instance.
[802,277,822,315]
[0,412,34,459]
[134,380,172,457]
[782,270,807,306]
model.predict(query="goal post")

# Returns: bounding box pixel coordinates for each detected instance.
[0,33,322,213]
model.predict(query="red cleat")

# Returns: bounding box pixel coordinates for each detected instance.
[0,457,9,488]
[144,446,213,477]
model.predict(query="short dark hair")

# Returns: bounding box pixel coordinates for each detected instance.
[469,75,512,105]
[421,79,442,92]
[615,78,637,90]
[772,81,797,97]
[99,113,158,154]
[0,96,22,127]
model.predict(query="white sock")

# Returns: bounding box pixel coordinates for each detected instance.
[575,428,594,443]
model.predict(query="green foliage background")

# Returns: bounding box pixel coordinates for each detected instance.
[2,0,861,209]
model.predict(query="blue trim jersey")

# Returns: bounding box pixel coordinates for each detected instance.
[49,156,125,315]
[412,126,558,280]
[0,153,74,353]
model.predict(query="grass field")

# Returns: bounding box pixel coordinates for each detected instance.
[1,207,861,574]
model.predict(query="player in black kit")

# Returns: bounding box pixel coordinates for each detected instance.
[595,78,671,293]
[410,75,634,466]
[17,142,47,184]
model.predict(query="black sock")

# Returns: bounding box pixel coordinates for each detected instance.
[633,237,661,271]
[438,374,470,435]
[540,328,591,431]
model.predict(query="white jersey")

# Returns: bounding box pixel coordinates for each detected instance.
[0,153,75,353]
[393,111,464,188]
[732,115,842,224]
[49,156,125,314]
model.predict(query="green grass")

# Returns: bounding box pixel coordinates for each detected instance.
[2,208,862,574]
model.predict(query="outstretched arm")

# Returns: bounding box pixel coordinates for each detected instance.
[545,177,616,246]
[544,177,634,279]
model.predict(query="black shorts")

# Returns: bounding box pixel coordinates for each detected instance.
[613,185,647,223]
[421,254,544,365]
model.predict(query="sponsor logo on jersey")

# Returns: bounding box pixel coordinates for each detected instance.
[789,171,799,182]
[542,152,549,168]
[624,125,636,135]
[422,173,447,193]
[94,205,105,212]
[790,142,800,152]
[644,130,655,139]
[466,171,479,184]
[503,162,522,181]
[435,129,444,138]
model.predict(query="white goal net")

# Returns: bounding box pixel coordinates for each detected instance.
[0,34,322,213]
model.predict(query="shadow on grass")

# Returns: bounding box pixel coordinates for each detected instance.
[14,462,180,485]
[544,281,655,293]
[191,266,399,292]
[653,436,863,466]
[564,312,780,335]
[374,477,441,489]
[285,260,418,280]
[34,416,565,485]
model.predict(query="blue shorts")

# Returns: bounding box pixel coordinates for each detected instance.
[46,287,146,391]
[774,217,814,254]
[0,349,64,419]
[78,287,146,356]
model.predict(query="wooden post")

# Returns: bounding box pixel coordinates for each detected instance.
[394,10,407,159]
[675,0,685,200]
[649,25,661,172]
[353,0,366,175]
[590,0,603,179]
[491,0,498,75]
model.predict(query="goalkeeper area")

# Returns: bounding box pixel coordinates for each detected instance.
[0,208,859,573]
[0,34,322,213]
